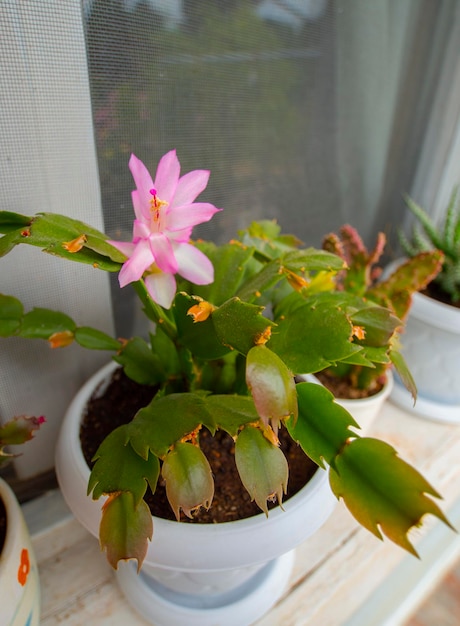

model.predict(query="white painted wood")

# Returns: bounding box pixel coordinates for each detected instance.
[25,398,460,625]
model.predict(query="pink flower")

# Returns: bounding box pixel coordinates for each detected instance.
[110,151,221,308]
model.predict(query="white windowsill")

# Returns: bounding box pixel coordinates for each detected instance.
[24,397,460,625]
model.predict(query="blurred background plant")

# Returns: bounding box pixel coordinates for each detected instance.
[399,187,460,306]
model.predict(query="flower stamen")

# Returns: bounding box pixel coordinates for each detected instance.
[149,188,168,222]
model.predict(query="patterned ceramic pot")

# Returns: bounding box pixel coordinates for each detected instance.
[0,478,40,626]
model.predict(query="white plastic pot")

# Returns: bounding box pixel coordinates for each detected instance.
[390,290,460,423]
[298,370,393,435]
[0,478,40,626]
[55,361,336,626]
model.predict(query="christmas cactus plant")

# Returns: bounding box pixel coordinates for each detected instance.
[0,151,453,570]
[321,224,443,395]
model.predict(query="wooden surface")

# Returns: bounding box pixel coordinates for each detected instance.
[28,398,460,626]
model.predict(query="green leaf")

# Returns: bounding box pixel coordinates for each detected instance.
[329,438,453,556]
[287,382,358,468]
[0,293,23,336]
[390,349,417,401]
[149,327,181,377]
[235,425,288,514]
[268,296,361,373]
[404,196,446,252]
[0,415,44,447]
[25,213,124,271]
[198,350,241,394]
[246,345,298,428]
[282,248,345,273]
[332,350,375,368]
[350,307,401,347]
[0,230,23,257]
[114,337,166,385]
[75,327,121,351]
[236,258,286,302]
[128,393,215,459]
[99,492,153,571]
[367,251,444,320]
[188,241,256,305]
[212,297,276,355]
[20,308,76,340]
[173,292,230,360]
[88,425,160,505]
[161,442,214,520]
[356,345,390,365]
[204,394,259,436]
[0,210,31,233]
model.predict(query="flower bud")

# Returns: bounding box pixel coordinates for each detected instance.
[246,345,298,432]
[162,442,214,520]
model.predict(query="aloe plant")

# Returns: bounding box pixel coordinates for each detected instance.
[320,224,443,394]
[0,152,453,571]
[399,187,460,303]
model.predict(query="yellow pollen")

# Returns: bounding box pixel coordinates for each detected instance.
[187,301,216,323]
[352,325,366,340]
[255,326,272,345]
[48,330,74,349]
[149,195,168,221]
[62,234,87,253]
[286,270,309,292]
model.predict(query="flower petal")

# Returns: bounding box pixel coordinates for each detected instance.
[174,243,214,285]
[131,190,149,222]
[171,170,210,208]
[144,271,177,309]
[129,154,155,201]
[166,203,221,232]
[168,226,194,243]
[118,240,154,287]
[108,240,134,258]
[133,219,151,241]
[149,233,178,274]
[154,150,180,203]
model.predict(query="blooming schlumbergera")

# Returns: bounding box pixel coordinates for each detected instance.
[0,151,454,573]
[110,151,221,308]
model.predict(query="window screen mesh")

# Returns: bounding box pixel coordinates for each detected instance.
[85,0,339,249]
[82,1,456,332]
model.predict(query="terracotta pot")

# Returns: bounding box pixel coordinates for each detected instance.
[390,290,460,424]
[0,478,40,626]
[55,361,336,626]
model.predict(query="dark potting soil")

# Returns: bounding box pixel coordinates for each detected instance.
[423,282,460,309]
[314,370,384,400]
[80,367,317,524]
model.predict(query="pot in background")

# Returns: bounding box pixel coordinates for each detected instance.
[298,370,393,435]
[0,478,40,626]
[390,290,460,424]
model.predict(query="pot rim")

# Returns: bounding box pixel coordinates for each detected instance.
[59,360,329,528]
[298,370,394,408]
[385,258,460,333]
[55,360,337,570]
[0,477,20,569]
